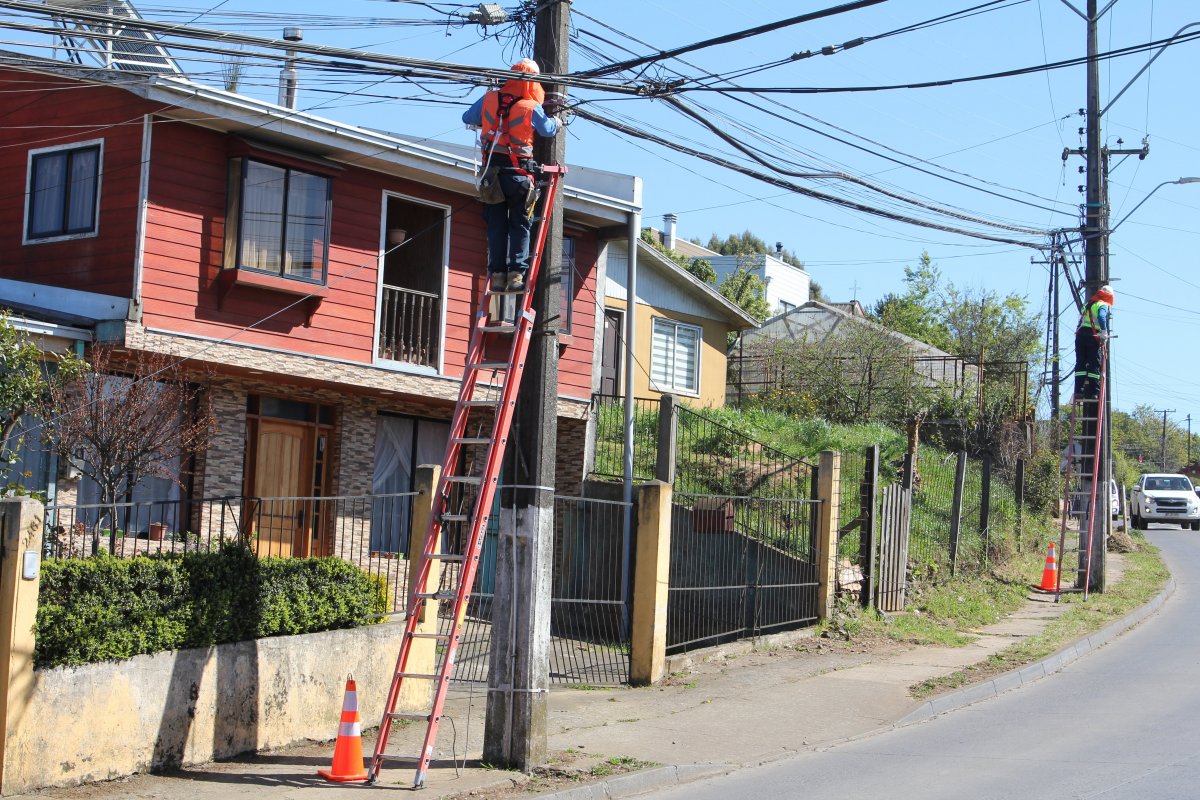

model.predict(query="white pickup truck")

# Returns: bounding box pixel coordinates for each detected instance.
[1130,473,1200,530]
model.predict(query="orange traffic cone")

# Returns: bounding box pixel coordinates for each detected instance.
[318,677,369,783]
[1039,542,1059,591]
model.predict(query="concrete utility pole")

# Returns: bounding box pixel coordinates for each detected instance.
[484,0,570,772]
[1187,414,1192,466]
[1155,409,1175,471]
[1064,0,1146,592]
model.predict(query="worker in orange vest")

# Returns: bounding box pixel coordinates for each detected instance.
[462,59,561,292]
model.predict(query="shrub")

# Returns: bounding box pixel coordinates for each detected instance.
[35,544,387,669]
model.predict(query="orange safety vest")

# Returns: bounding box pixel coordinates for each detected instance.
[480,78,544,166]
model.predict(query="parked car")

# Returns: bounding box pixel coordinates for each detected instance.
[1130,473,1200,530]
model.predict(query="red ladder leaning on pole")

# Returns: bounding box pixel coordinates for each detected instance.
[367,166,565,789]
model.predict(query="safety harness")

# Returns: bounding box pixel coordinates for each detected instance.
[480,91,534,178]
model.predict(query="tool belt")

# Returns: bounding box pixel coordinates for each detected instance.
[477,159,540,206]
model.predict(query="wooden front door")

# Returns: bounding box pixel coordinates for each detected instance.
[252,419,312,557]
[600,309,623,396]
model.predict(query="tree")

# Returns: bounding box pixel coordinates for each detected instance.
[0,312,79,490]
[684,257,717,285]
[719,266,771,322]
[871,252,1041,365]
[872,254,951,351]
[739,322,948,426]
[43,346,216,553]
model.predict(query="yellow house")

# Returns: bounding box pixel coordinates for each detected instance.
[599,239,757,407]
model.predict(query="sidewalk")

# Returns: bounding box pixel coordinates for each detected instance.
[17,554,1163,800]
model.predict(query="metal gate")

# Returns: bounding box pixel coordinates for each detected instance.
[451,495,632,686]
[666,492,820,653]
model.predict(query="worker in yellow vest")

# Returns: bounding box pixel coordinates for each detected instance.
[1074,284,1113,401]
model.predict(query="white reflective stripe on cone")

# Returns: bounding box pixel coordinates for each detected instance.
[343,694,358,712]
[339,721,362,738]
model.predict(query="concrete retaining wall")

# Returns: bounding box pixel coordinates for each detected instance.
[4,621,410,793]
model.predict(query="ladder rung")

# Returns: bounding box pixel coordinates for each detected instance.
[481,324,517,333]
[425,552,465,561]
[463,400,500,408]
[440,514,468,523]
[453,437,491,445]
[408,632,452,640]
[378,753,422,763]
[387,712,434,722]
[491,287,527,296]
[414,591,458,601]
[395,672,444,681]
[468,361,510,371]
[446,476,483,485]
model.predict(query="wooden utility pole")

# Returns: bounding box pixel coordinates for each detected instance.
[1155,409,1175,471]
[484,0,570,772]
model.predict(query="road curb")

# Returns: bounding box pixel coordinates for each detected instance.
[897,576,1177,726]
[534,764,734,800]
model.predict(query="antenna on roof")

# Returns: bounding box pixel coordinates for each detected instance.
[44,0,181,74]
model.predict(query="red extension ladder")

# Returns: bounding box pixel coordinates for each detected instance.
[368,166,565,788]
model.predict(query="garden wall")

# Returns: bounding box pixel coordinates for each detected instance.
[4,620,409,793]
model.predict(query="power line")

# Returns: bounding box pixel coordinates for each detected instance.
[574,0,887,79]
[574,105,1049,249]
[668,28,1200,95]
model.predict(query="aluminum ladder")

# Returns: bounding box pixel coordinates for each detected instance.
[368,165,565,788]
[1057,347,1107,601]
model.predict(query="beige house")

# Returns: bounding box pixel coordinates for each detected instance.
[600,239,757,407]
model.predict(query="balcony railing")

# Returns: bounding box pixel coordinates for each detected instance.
[378,284,440,368]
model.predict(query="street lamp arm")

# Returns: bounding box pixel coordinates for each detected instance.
[1109,178,1200,235]
[1102,22,1200,117]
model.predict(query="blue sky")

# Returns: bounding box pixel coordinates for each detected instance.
[6,0,1198,421]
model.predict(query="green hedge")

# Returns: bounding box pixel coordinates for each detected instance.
[35,544,388,669]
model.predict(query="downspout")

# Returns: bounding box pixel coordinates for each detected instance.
[622,209,639,637]
[131,113,153,318]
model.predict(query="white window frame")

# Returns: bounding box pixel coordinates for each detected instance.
[23,138,105,245]
[373,189,451,376]
[649,317,702,397]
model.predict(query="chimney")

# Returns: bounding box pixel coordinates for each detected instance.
[278,27,303,109]
[775,242,783,257]
[663,213,678,251]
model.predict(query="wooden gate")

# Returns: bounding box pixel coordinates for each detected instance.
[877,483,911,612]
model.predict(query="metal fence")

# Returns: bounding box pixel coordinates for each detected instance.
[450,495,632,686]
[44,493,420,613]
[667,491,819,653]
[674,405,815,498]
[44,491,634,685]
[590,394,660,481]
[894,450,1025,581]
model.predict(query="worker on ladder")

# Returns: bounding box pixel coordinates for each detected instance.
[1074,284,1113,402]
[462,59,562,293]
[1064,284,1113,487]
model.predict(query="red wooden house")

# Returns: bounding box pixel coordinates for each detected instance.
[0,53,641,561]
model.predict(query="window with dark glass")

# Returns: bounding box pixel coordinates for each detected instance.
[224,157,331,283]
[26,143,101,241]
[560,236,575,335]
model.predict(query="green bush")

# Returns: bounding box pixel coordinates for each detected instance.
[35,544,387,669]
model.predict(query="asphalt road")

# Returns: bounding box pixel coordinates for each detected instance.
[644,529,1199,800]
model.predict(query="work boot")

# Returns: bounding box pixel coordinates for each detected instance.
[489,272,506,292]
[505,271,526,291]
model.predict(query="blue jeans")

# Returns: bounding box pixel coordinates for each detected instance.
[483,169,536,275]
